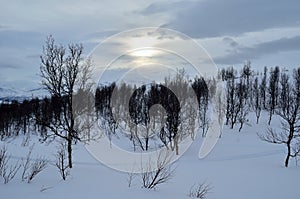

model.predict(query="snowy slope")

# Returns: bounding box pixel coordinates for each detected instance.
[0,87,18,98]
[0,86,48,101]
[0,111,299,199]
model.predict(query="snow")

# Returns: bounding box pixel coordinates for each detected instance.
[0,111,300,199]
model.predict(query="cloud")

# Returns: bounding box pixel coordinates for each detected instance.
[0,30,44,70]
[142,0,300,38]
[147,28,188,40]
[0,61,20,69]
[141,1,187,15]
[26,54,40,59]
[0,24,9,29]
[214,35,300,65]
[222,37,239,48]
[0,30,44,48]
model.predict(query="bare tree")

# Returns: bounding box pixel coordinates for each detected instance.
[267,66,280,125]
[40,35,84,168]
[186,98,198,140]
[54,142,70,180]
[2,162,21,184]
[236,80,249,132]
[21,145,33,181]
[253,77,262,124]
[0,145,7,177]
[199,94,209,137]
[126,170,137,188]
[261,66,268,109]
[214,81,226,138]
[21,145,47,183]
[241,61,253,105]
[192,77,209,137]
[224,67,238,128]
[228,80,240,129]
[73,56,96,142]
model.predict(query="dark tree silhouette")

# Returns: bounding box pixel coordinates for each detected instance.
[261,66,268,109]
[192,77,209,137]
[268,66,280,125]
[253,77,262,124]
[39,35,83,168]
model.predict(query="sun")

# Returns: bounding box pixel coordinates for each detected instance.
[130,48,158,57]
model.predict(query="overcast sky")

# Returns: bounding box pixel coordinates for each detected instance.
[1,0,300,90]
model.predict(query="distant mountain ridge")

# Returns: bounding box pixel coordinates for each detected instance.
[0,86,48,102]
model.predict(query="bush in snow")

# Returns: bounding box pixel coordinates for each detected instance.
[188,181,212,199]
[140,151,175,189]
[0,146,21,184]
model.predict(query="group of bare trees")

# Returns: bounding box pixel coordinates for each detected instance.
[95,70,210,154]
[221,64,298,131]
[222,64,280,130]
[0,97,72,140]
[220,63,300,167]
[223,64,251,131]
[259,68,300,167]
[0,98,41,139]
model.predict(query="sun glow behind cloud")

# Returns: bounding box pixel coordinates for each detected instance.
[130,48,159,57]
[128,48,163,66]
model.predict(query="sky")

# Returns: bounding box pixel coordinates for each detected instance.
[0,0,300,90]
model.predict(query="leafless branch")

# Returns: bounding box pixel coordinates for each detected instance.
[26,157,47,183]
[188,181,213,199]
[258,127,287,144]
[141,150,176,189]
[0,146,21,184]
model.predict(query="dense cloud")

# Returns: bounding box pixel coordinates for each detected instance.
[215,36,300,65]
[142,0,300,38]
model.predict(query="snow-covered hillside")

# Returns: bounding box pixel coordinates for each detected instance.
[0,111,299,199]
[0,86,48,102]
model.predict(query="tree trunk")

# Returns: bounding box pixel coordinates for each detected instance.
[285,142,291,167]
[239,122,243,132]
[67,137,73,168]
[268,110,272,125]
[285,127,295,167]
[68,95,74,169]
[145,127,149,151]
[230,121,234,129]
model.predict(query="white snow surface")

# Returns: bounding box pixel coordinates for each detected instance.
[0,111,300,199]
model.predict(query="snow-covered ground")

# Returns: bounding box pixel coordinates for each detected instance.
[0,111,300,199]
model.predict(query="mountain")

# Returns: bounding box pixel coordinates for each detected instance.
[0,86,48,102]
[0,87,18,97]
